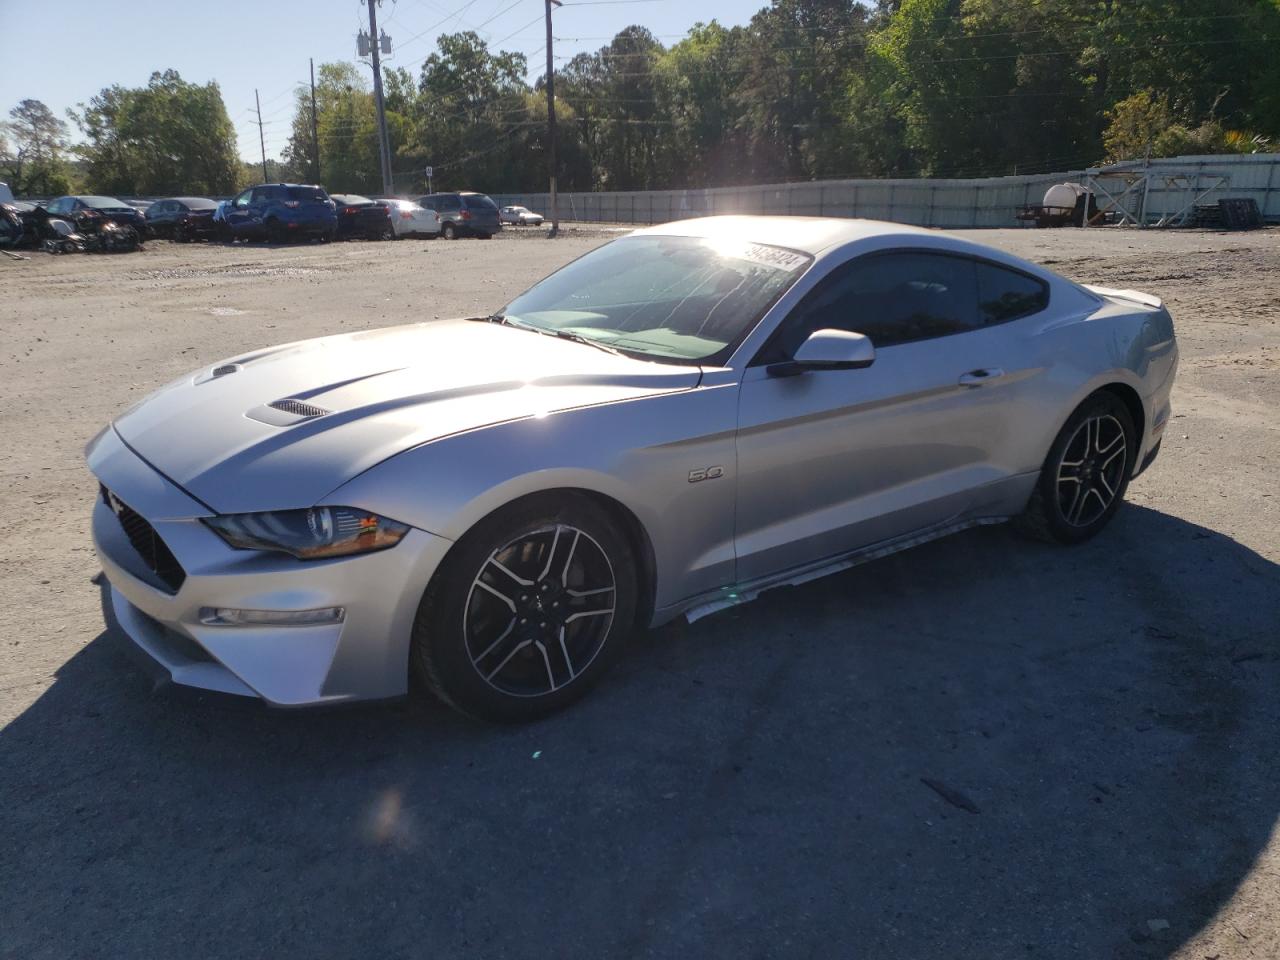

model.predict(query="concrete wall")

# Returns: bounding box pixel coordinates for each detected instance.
[494,154,1280,228]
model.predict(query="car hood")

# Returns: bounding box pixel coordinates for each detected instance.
[113,320,701,514]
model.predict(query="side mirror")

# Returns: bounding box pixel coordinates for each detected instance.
[769,329,875,377]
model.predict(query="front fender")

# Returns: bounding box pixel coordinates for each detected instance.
[323,384,741,611]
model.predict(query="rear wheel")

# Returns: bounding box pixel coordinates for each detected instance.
[412,494,637,722]
[1017,391,1136,544]
[442,222,457,240]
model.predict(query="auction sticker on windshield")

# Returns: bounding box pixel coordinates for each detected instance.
[735,243,810,271]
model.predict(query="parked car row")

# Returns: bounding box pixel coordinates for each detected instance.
[5,186,542,248]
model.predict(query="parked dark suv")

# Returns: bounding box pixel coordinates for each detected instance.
[415,191,501,239]
[222,183,338,243]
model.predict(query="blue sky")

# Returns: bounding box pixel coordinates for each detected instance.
[0,0,764,162]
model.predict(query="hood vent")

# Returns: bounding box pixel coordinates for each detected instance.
[269,398,330,419]
[211,363,240,378]
[246,398,334,427]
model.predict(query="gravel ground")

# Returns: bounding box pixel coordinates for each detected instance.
[1,224,1277,960]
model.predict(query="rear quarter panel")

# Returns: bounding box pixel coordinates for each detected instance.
[1012,293,1176,476]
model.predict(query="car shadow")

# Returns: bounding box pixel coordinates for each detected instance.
[1,504,1276,959]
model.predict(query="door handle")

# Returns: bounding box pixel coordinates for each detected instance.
[958,368,1005,387]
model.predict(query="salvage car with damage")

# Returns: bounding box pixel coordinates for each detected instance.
[86,216,1178,721]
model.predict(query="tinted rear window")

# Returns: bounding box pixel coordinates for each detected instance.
[976,262,1049,324]
[182,198,218,210]
[463,194,497,211]
[288,187,329,202]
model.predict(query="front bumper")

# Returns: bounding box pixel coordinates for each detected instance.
[88,428,452,707]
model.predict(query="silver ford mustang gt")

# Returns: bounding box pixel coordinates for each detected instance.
[87,216,1178,720]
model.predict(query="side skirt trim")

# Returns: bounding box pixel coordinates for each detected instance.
[681,516,1010,624]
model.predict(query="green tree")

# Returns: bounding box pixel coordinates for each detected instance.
[72,71,240,195]
[1,99,75,196]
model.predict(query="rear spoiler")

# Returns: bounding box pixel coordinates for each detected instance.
[1083,285,1164,310]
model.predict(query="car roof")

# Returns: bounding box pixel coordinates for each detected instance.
[633,216,937,257]
[63,195,127,205]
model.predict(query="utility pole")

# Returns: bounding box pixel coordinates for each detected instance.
[364,0,394,196]
[254,88,269,183]
[309,58,321,183]
[545,0,561,236]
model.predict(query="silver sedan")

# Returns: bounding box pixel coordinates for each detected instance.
[87,216,1178,720]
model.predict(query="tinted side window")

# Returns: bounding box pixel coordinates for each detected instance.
[764,252,980,361]
[287,186,327,202]
[976,262,1049,324]
[438,195,460,211]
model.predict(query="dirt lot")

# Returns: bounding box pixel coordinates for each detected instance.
[1,225,1278,959]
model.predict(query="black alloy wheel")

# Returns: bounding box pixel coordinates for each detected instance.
[412,494,637,722]
[1017,391,1136,544]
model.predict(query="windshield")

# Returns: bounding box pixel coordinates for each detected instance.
[82,196,127,209]
[499,235,811,363]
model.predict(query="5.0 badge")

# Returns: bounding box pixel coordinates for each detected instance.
[687,466,724,483]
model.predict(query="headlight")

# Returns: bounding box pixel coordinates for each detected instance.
[203,507,409,560]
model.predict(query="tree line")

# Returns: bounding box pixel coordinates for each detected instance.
[4,0,1278,199]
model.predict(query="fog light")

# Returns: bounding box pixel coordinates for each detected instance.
[199,607,345,627]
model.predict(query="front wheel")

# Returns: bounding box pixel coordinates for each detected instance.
[1017,391,1136,544]
[412,494,637,722]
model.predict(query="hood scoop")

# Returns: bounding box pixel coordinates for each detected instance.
[247,398,332,426]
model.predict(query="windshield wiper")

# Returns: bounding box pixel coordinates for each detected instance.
[546,328,628,358]
[472,314,629,358]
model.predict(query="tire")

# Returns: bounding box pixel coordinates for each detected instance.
[412,493,638,722]
[1016,390,1137,544]
[174,222,189,243]
[442,222,457,240]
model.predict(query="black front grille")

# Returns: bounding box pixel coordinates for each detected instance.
[101,485,187,593]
